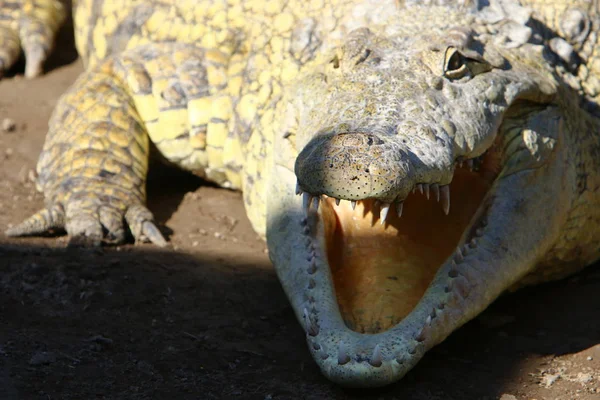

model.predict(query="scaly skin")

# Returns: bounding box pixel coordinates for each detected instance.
[4,0,600,387]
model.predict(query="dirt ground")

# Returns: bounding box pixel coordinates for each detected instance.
[0,22,599,400]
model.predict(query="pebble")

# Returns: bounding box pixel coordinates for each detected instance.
[29,351,57,365]
[1,118,16,133]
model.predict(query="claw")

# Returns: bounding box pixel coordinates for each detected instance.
[125,204,165,246]
[141,221,167,247]
[23,45,46,79]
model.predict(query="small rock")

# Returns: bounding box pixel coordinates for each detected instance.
[576,372,593,384]
[1,118,16,133]
[85,335,113,345]
[587,356,593,361]
[541,373,561,387]
[29,351,57,365]
[499,395,518,400]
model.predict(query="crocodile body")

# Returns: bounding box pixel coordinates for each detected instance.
[3,0,600,387]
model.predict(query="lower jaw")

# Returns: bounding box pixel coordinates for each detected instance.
[320,167,492,334]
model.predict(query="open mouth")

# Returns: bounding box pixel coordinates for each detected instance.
[296,145,502,335]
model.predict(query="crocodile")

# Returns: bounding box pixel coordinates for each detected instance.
[3,0,600,387]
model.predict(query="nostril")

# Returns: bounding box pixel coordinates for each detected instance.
[367,136,374,146]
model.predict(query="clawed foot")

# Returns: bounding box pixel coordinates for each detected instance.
[6,201,167,247]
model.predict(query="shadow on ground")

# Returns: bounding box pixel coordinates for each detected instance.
[0,241,598,400]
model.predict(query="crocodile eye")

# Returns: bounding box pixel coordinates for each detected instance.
[443,47,470,79]
[443,46,493,80]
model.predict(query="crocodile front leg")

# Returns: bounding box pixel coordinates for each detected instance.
[6,41,235,246]
[5,51,164,246]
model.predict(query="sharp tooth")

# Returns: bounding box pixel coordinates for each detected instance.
[369,344,383,367]
[303,308,319,336]
[455,247,464,261]
[440,185,450,215]
[431,183,440,202]
[335,198,341,206]
[302,193,312,213]
[417,184,424,194]
[380,203,391,224]
[338,342,350,365]
[424,184,430,199]
[295,182,302,195]
[312,196,320,211]
[396,201,404,217]
[351,200,357,210]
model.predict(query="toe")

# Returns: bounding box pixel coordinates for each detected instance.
[99,206,126,244]
[65,213,103,248]
[5,205,65,236]
[125,204,167,246]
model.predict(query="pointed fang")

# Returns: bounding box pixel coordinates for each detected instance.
[351,200,357,210]
[424,184,430,199]
[338,342,350,365]
[303,308,318,336]
[369,344,383,367]
[295,182,302,195]
[312,196,320,211]
[396,201,404,217]
[335,198,341,206]
[431,183,440,202]
[441,185,450,215]
[417,184,424,194]
[302,193,312,213]
[380,203,391,224]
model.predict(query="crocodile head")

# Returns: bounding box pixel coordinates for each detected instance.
[267,4,572,387]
